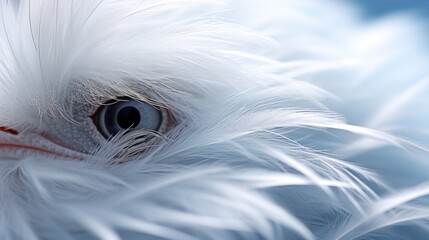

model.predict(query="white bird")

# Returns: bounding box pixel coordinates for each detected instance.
[0,0,429,239]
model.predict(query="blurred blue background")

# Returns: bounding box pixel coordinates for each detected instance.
[354,0,428,18]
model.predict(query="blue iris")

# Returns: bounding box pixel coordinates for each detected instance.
[96,98,162,138]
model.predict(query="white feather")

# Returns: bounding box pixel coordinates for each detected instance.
[0,0,428,239]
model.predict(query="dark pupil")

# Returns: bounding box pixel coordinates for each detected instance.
[117,106,141,129]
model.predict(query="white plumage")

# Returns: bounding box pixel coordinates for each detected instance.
[0,0,428,239]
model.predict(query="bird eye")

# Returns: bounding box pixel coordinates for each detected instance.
[94,97,163,138]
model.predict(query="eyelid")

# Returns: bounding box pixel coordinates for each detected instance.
[158,106,175,134]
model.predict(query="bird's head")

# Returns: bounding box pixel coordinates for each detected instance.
[1,1,334,239]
